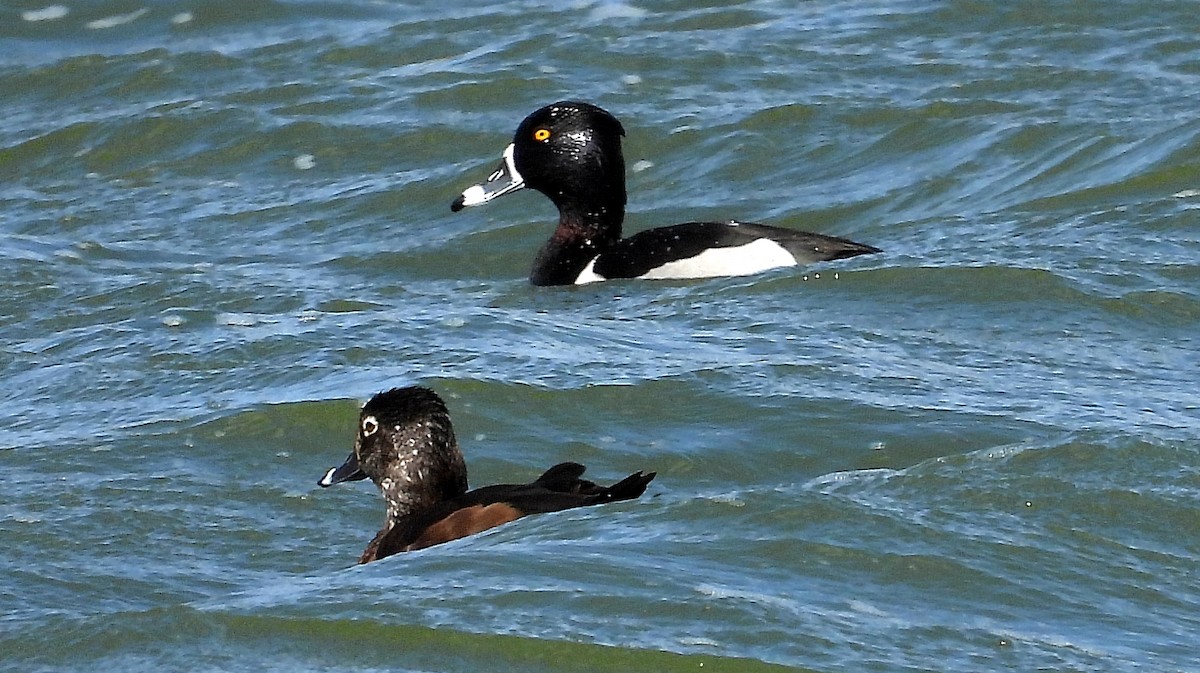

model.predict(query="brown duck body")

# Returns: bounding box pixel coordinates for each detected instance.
[318,387,655,563]
[357,461,653,562]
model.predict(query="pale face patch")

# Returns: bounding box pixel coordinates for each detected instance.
[639,238,797,280]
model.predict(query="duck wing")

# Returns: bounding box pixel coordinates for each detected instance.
[362,464,654,561]
[591,221,878,281]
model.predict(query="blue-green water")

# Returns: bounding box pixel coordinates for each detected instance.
[3,1,1198,671]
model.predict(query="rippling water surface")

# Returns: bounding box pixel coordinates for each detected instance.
[3,2,1199,672]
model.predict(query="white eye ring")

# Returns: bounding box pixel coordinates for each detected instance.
[362,416,379,436]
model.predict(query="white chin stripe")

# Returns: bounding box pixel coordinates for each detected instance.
[457,184,488,208]
[318,467,338,487]
[639,239,797,280]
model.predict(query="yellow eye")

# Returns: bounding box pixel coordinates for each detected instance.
[533,128,551,142]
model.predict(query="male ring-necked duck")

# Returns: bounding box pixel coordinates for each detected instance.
[451,101,881,286]
[318,386,655,563]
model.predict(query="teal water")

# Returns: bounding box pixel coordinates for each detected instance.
[3,1,1199,671]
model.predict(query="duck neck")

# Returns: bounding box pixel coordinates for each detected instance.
[530,200,625,286]
[379,480,437,524]
[376,458,467,526]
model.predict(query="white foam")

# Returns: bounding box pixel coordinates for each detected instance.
[22,5,68,21]
[86,8,149,29]
[589,2,647,20]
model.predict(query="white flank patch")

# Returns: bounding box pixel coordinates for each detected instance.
[573,256,607,285]
[639,238,796,280]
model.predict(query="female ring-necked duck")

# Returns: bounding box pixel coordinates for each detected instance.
[451,101,881,286]
[318,386,655,563]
